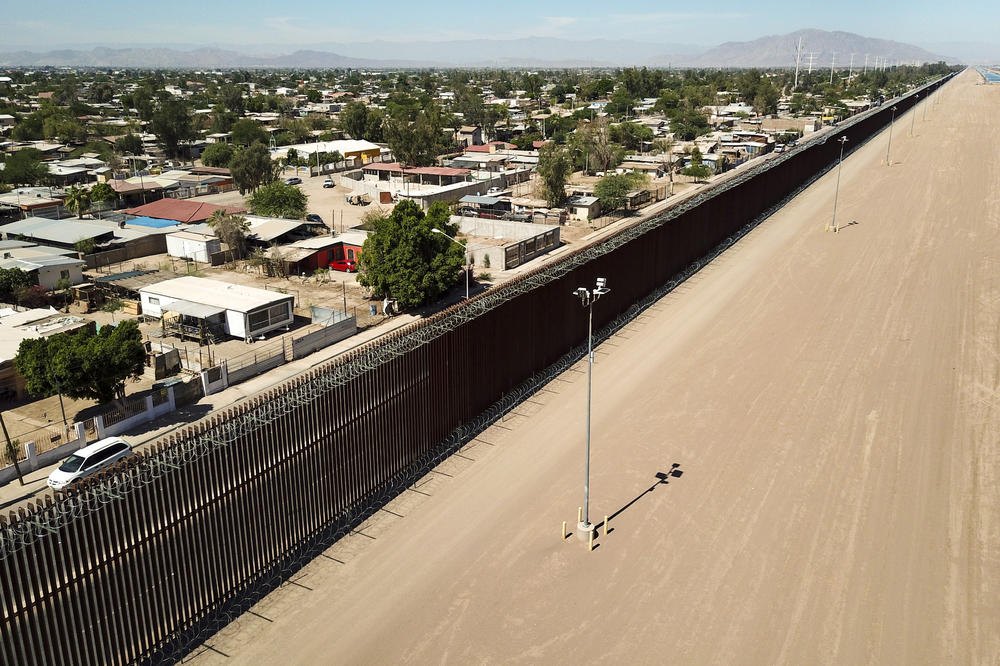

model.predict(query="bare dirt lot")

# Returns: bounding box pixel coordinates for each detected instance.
[187,70,998,665]
[185,71,1000,665]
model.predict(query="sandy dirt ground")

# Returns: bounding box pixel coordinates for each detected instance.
[184,70,1000,665]
[182,69,994,664]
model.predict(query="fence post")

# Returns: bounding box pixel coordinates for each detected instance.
[72,422,85,447]
[95,414,106,440]
[24,441,37,470]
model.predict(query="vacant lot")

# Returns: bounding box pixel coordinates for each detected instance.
[187,69,997,664]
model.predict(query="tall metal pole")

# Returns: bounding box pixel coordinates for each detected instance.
[886,106,897,166]
[828,136,848,232]
[583,299,593,530]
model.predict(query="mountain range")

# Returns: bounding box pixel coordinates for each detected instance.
[0,30,968,69]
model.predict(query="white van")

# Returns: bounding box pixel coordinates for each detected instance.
[47,437,133,491]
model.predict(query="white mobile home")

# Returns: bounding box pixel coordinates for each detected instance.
[165,231,222,263]
[139,276,294,341]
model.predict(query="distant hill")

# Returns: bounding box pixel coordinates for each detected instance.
[691,29,947,68]
[0,30,955,68]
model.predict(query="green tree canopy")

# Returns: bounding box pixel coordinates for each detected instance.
[114,133,143,156]
[0,267,34,302]
[64,185,92,218]
[536,143,572,208]
[357,200,465,308]
[247,181,308,219]
[15,319,146,405]
[89,181,116,204]
[201,142,235,168]
[1,148,49,186]
[150,99,195,159]
[230,118,269,147]
[681,146,713,181]
[207,211,250,261]
[339,100,370,139]
[594,171,647,213]
[229,142,279,194]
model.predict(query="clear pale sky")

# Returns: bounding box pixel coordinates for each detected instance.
[2,0,995,48]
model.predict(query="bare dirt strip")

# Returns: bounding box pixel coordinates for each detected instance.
[187,68,999,665]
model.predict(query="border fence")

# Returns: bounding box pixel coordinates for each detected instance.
[0,77,951,665]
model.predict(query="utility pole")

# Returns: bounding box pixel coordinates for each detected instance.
[793,36,804,89]
[0,411,24,486]
[863,53,869,75]
[848,53,855,80]
[830,52,836,85]
[807,52,817,74]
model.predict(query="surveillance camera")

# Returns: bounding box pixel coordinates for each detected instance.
[595,277,607,289]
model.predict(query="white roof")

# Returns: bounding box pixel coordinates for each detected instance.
[139,276,293,313]
[270,139,380,159]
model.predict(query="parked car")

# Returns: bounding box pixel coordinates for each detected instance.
[305,213,324,224]
[322,178,334,188]
[47,437,133,491]
[487,186,504,195]
[329,259,357,273]
[284,177,303,185]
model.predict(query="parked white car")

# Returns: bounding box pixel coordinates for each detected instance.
[47,437,133,491]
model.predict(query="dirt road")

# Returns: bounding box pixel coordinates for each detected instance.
[187,69,998,665]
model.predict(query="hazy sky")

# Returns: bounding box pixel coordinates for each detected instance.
[3,0,996,48]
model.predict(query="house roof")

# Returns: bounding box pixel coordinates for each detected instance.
[139,276,293,313]
[459,195,501,206]
[0,217,113,245]
[245,217,308,243]
[363,163,470,177]
[290,236,339,250]
[124,198,246,223]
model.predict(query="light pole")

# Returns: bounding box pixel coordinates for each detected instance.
[827,136,848,233]
[431,228,469,300]
[885,106,898,166]
[573,277,610,540]
[910,93,918,136]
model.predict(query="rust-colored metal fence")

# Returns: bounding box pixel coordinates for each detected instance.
[0,78,949,666]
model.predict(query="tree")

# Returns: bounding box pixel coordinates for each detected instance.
[681,146,712,181]
[306,89,322,103]
[230,118,269,147]
[150,99,195,159]
[89,181,116,206]
[1,148,49,186]
[64,185,91,218]
[594,172,647,213]
[115,133,143,156]
[576,118,622,173]
[15,319,146,405]
[207,211,250,262]
[536,143,572,208]
[247,181,308,219]
[0,267,33,302]
[201,142,235,168]
[357,200,464,308]
[339,100,370,139]
[229,142,279,194]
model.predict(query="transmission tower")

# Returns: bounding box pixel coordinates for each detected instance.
[793,36,804,88]
[807,52,817,74]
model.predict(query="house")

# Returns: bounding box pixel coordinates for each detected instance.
[457,126,483,147]
[124,198,246,224]
[361,163,470,187]
[165,230,222,263]
[270,139,381,168]
[266,236,342,276]
[139,276,294,342]
[0,217,115,251]
[0,254,85,290]
[565,195,600,221]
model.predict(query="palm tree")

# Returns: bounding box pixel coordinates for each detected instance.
[64,185,91,219]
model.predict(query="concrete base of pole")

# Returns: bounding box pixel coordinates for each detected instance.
[576,521,594,541]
